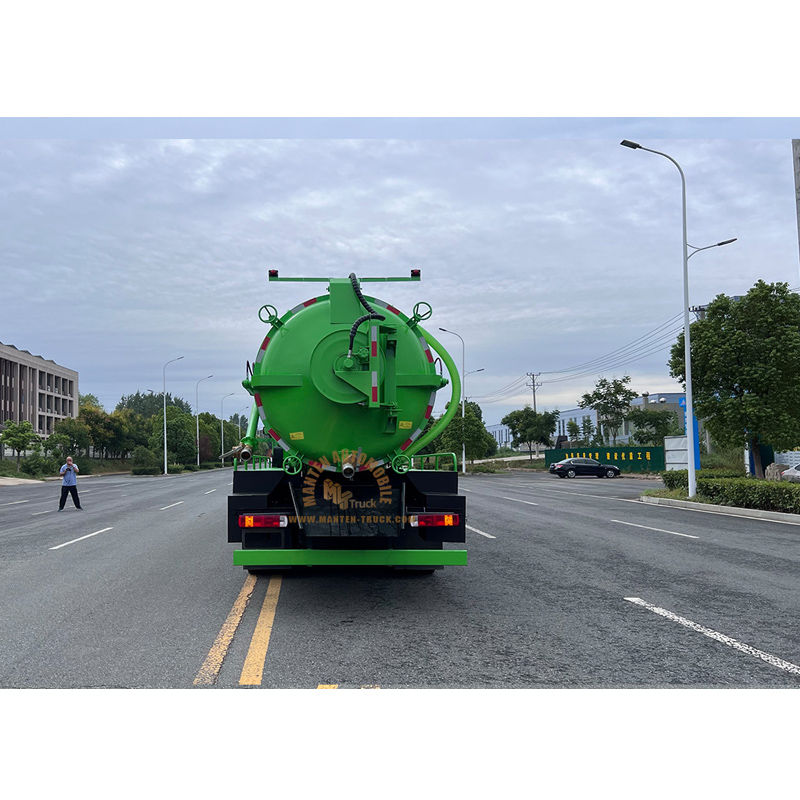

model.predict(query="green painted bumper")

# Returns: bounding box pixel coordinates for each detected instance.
[233,549,467,567]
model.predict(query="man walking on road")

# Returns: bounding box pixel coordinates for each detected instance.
[58,457,83,511]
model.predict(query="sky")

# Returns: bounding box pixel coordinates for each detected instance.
[2,125,798,426]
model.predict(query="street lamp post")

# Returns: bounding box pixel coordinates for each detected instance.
[195,375,213,467]
[621,140,736,498]
[220,393,234,467]
[162,356,184,475]
[439,328,484,474]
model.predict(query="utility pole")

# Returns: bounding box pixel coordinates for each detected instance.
[526,372,542,457]
[793,139,800,271]
[526,372,541,413]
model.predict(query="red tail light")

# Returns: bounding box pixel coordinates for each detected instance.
[239,514,288,528]
[409,514,459,528]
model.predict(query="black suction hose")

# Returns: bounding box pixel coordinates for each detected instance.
[347,273,385,357]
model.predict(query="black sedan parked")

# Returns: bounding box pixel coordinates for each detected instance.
[549,457,620,479]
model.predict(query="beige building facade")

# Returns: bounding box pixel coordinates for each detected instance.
[0,341,79,437]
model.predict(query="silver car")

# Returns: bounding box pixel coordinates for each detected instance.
[781,465,800,483]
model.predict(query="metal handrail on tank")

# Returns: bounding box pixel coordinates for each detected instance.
[411,452,458,472]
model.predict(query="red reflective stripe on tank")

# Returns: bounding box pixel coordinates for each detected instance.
[400,438,413,451]
[371,326,377,357]
[303,298,317,307]
[424,405,433,419]
[419,336,433,362]
[268,429,280,441]
[254,394,263,407]
[372,387,378,402]
[256,336,270,362]
[387,305,400,315]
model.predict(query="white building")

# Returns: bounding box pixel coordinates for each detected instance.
[0,341,79,436]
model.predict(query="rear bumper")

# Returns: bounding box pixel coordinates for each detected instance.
[233,548,468,567]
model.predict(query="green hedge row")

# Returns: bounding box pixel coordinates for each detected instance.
[661,469,745,490]
[697,477,800,514]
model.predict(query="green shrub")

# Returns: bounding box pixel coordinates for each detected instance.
[20,454,60,477]
[468,465,497,474]
[697,477,800,514]
[132,466,160,475]
[182,464,200,472]
[167,464,184,474]
[661,468,746,490]
[200,461,218,470]
[72,456,93,475]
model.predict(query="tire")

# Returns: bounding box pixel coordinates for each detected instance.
[605,469,616,479]
[566,469,576,479]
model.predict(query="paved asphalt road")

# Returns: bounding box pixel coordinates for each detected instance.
[1,469,798,689]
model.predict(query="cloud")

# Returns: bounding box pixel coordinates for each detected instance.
[1,135,796,425]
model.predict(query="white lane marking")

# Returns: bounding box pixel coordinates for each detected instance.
[461,488,472,492]
[32,510,55,516]
[625,597,800,677]
[160,501,185,511]
[50,527,114,550]
[502,496,538,506]
[204,489,217,494]
[0,500,30,507]
[611,519,699,539]
[642,500,800,527]
[466,524,496,539]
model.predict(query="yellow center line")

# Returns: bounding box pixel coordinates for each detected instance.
[239,575,283,685]
[193,573,258,686]
[317,684,339,689]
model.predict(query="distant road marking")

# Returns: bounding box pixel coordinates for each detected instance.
[466,524,496,539]
[32,510,55,516]
[502,496,538,506]
[240,575,283,685]
[0,500,29,508]
[317,684,339,689]
[611,519,698,539]
[50,527,114,550]
[625,597,800,676]
[204,489,217,494]
[461,488,471,492]
[194,574,258,686]
[160,501,185,511]
[360,685,381,689]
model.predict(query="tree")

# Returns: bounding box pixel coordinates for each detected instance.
[79,406,115,458]
[48,417,91,460]
[669,280,800,479]
[566,419,581,444]
[149,407,197,465]
[579,376,638,446]
[501,406,560,460]
[437,402,496,465]
[625,407,681,447]
[116,391,192,419]
[419,401,495,466]
[79,392,103,410]
[581,417,596,446]
[1,420,39,472]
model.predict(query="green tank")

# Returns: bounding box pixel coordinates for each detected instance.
[240,272,460,473]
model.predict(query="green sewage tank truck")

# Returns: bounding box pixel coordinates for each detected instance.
[226,270,467,573]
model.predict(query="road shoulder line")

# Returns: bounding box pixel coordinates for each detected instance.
[640,496,800,526]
